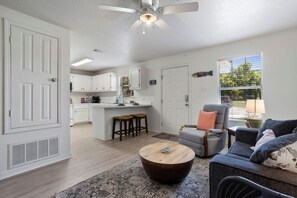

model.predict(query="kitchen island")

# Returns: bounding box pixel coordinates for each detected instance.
[92,104,151,140]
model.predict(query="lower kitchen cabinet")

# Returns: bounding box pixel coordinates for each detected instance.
[73,108,92,124]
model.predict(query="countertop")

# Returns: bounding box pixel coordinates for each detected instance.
[92,104,152,109]
[72,103,152,109]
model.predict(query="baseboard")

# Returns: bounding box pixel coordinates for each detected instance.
[149,129,161,133]
[0,154,72,181]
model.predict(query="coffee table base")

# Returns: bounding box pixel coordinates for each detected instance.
[140,156,194,184]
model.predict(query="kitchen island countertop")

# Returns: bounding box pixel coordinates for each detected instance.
[92,104,151,109]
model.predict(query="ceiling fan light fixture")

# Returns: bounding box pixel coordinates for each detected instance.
[140,13,157,25]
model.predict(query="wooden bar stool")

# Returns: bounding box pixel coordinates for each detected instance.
[132,114,148,136]
[112,115,134,141]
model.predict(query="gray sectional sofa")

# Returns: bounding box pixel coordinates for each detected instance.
[209,127,297,198]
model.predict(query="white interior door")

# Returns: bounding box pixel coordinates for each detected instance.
[162,66,189,134]
[9,25,59,132]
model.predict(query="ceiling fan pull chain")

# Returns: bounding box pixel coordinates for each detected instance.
[142,23,146,35]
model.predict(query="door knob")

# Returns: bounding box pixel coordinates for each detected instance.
[51,78,57,82]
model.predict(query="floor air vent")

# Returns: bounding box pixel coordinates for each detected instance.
[9,137,59,169]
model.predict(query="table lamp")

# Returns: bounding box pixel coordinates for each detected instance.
[245,99,265,128]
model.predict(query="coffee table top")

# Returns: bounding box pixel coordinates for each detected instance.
[139,142,195,165]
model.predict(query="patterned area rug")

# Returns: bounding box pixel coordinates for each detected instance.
[152,133,179,142]
[55,156,210,198]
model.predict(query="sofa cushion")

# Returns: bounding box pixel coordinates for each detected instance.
[229,141,254,159]
[254,129,276,151]
[197,110,217,131]
[250,133,297,163]
[263,140,297,174]
[257,119,297,141]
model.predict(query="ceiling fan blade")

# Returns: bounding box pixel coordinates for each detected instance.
[127,20,143,32]
[159,2,199,15]
[141,0,153,7]
[154,18,170,31]
[98,5,138,13]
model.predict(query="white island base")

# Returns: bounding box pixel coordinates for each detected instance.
[92,104,151,140]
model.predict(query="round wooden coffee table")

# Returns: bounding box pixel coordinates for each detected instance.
[139,142,195,184]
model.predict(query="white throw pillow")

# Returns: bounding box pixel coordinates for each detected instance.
[254,129,276,150]
[263,141,297,174]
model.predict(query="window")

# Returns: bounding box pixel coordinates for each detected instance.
[218,54,263,119]
[120,76,134,97]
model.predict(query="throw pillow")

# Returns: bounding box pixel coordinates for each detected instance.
[257,119,297,141]
[197,111,217,131]
[254,129,276,150]
[250,133,297,163]
[263,140,297,174]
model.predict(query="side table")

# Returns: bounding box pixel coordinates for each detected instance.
[227,126,240,148]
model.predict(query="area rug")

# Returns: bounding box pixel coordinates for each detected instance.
[152,133,179,142]
[55,156,210,198]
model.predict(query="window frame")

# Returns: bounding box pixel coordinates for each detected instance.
[218,53,264,120]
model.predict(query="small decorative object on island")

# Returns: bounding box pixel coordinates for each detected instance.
[161,146,173,154]
[245,99,265,128]
[192,70,213,78]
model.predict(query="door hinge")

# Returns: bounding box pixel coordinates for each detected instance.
[9,110,11,117]
[161,122,163,126]
[161,75,163,80]
[161,99,163,103]
[9,36,11,44]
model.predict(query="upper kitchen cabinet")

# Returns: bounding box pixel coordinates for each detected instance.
[81,75,92,92]
[70,74,92,92]
[92,72,117,92]
[129,67,144,90]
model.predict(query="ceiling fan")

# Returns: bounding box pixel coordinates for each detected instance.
[98,0,199,34]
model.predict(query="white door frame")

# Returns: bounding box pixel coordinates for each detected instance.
[161,65,191,133]
[4,18,62,134]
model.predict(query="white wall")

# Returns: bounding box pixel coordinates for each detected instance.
[0,6,70,179]
[102,28,297,132]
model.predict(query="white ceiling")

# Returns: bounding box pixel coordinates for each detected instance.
[1,0,297,71]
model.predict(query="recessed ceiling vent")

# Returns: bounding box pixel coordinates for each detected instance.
[8,137,59,169]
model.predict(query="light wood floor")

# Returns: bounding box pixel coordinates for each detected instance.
[0,123,163,198]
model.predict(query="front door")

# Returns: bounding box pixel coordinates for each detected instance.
[161,66,189,134]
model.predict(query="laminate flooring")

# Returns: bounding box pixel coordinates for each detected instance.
[0,123,162,198]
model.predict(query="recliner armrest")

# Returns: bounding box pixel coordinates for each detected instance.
[183,125,197,128]
[209,129,225,134]
[235,127,259,146]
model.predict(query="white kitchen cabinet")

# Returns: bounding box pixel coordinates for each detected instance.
[70,74,82,92]
[129,67,143,90]
[91,72,117,92]
[89,108,93,122]
[91,75,100,91]
[70,74,92,92]
[73,104,93,124]
[81,75,92,92]
[74,109,89,123]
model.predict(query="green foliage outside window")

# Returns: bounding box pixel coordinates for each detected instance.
[220,63,261,101]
